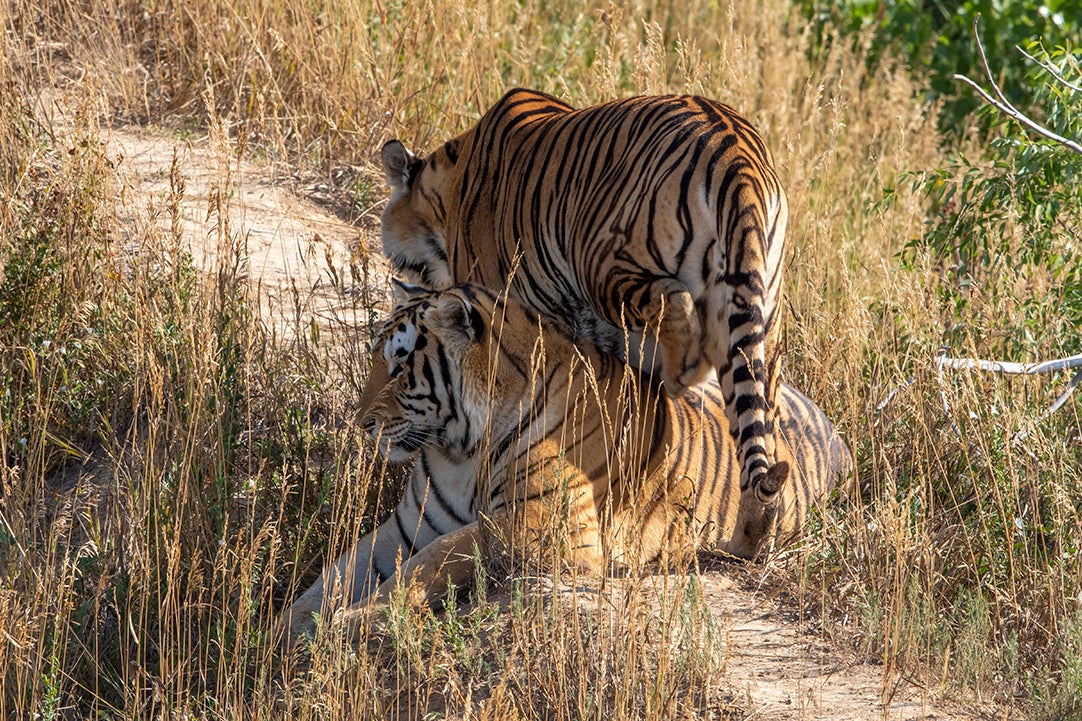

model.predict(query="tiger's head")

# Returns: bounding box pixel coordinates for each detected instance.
[380,138,466,289]
[358,282,528,465]
[358,281,488,463]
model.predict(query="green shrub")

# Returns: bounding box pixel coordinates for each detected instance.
[905,44,1081,357]
[801,0,1079,136]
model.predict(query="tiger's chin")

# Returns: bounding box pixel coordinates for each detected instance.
[381,445,417,463]
[371,425,425,463]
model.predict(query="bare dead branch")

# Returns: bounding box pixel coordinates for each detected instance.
[952,71,1082,155]
[1016,45,1082,95]
[935,351,1082,375]
[954,16,1082,157]
[877,350,1082,424]
[937,349,1082,431]
[875,375,916,412]
[1049,368,1082,415]
[971,15,1013,108]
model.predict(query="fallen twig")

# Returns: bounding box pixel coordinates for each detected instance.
[877,349,1082,424]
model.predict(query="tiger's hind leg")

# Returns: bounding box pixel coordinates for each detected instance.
[588,271,711,397]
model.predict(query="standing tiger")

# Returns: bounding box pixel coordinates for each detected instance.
[284,284,850,638]
[379,88,789,553]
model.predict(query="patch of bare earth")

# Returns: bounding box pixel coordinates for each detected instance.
[106,124,391,340]
[691,570,1001,720]
[102,124,1006,721]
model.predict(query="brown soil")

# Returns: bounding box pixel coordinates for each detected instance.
[106,124,392,340]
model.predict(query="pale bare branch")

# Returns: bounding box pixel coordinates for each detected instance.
[971,15,1012,108]
[936,349,1082,426]
[935,351,1082,375]
[877,350,1082,422]
[1016,44,1082,95]
[1049,368,1082,415]
[954,15,1082,157]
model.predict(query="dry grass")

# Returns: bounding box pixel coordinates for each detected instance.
[2,0,1081,718]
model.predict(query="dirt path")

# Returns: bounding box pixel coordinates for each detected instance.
[694,572,996,720]
[106,124,391,340]
[103,125,1003,721]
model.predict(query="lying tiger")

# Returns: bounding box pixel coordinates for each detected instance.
[285,283,851,637]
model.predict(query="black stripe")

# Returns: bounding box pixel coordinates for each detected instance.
[732,330,765,349]
[728,307,763,331]
[722,271,764,295]
[735,394,767,415]
[746,456,768,473]
[372,555,394,583]
[731,362,765,385]
[393,507,415,550]
[739,419,768,445]
[427,474,471,526]
[434,345,457,422]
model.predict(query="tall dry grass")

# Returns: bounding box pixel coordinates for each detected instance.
[3,0,1081,718]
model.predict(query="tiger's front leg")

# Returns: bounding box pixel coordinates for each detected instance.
[588,271,710,397]
[356,461,608,625]
[283,516,416,639]
[336,505,608,640]
[283,458,471,638]
[336,522,488,639]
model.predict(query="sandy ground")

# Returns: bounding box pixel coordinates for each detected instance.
[106,124,392,341]
[101,125,1009,721]
[694,572,996,720]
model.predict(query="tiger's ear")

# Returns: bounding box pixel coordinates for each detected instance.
[428,295,485,343]
[391,277,428,304]
[381,140,417,190]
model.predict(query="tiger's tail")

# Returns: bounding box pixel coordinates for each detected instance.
[720,179,789,554]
